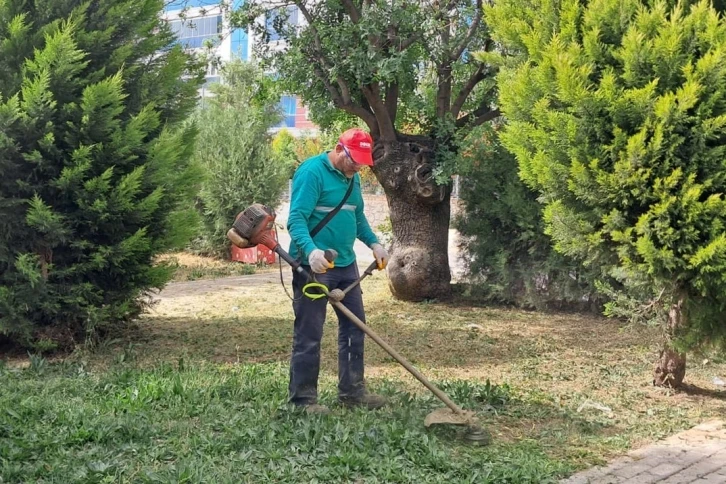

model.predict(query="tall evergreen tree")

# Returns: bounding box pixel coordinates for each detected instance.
[484,0,726,386]
[0,0,204,347]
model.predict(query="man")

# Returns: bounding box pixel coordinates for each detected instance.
[287,127,389,415]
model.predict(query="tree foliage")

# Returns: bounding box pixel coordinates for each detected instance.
[456,125,601,310]
[232,0,498,161]
[192,60,291,256]
[0,0,204,347]
[484,0,726,350]
[271,128,324,167]
[228,0,502,301]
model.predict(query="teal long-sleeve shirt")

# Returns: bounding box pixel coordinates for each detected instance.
[287,152,379,267]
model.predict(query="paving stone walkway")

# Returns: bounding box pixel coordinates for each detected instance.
[562,420,726,483]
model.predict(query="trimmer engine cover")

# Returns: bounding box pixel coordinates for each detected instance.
[232,204,276,242]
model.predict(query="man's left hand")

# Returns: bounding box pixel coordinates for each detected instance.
[371,244,389,270]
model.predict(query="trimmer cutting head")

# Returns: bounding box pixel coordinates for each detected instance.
[424,408,491,446]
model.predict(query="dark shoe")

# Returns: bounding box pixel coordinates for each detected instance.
[298,403,331,415]
[339,393,387,410]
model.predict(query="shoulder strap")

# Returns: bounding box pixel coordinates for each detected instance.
[309,178,354,238]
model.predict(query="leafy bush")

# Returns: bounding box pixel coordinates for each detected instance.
[271,129,323,167]
[0,0,203,347]
[456,125,602,310]
[192,60,292,256]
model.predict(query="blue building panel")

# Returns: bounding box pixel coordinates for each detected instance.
[231,28,248,61]
[277,96,296,128]
[266,6,298,41]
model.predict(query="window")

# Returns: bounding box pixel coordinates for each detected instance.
[164,0,217,11]
[276,95,297,128]
[231,28,248,61]
[266,6,298,41]
[168,15,222,49]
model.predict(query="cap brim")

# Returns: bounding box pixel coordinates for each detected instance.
[347,147,374,166]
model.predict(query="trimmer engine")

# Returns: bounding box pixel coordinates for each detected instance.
[227,203,278,251]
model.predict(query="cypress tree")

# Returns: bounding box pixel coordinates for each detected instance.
[0,0,204,348]
[485,0,726,386]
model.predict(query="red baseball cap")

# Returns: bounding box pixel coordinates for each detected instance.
[338,128,374,166]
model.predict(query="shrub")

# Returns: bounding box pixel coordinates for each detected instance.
[0,0,204,347]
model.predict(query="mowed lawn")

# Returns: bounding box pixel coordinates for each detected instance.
[2,268,726,483]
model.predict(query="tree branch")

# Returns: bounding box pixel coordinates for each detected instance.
[398,32,421,51]
[313,65,378,132]
[450,63,486,119]
[362,83,396,141]
[340,0,362,23]
[436,65,453,120]
[451,0,483,61]
[455,105,500,128]
[385,82,399,124]
[297,2,378,133]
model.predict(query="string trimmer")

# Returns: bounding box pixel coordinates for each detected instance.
[227,203,489,445]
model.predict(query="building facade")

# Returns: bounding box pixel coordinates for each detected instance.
[163,0,318,136]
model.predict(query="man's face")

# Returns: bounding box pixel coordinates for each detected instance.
[335,144,363,178]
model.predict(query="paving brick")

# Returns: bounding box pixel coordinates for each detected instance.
[635,451,705,470]
[631,446,685,462]
[631,445,670,459]
[588,475,624,484]
[683,455,726,479]
[599,457,635,473]
[660,472,699,484]
[562,466,609,483]
[694,472,726,484]
[620,472,662,484]
[560,474,591,484]
[676,450,714,468]
[560,421,726,484]
[699,444,726,458]
[648,463,687,479]
[612,462,658,479]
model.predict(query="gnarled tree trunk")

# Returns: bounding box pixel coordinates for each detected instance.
[653,296,687,388]
[372,135,452,301]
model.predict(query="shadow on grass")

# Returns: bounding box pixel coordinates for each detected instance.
[679,383,726,401]
[99,308,656,378]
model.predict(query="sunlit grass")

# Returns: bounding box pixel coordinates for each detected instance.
[2,273,725,482]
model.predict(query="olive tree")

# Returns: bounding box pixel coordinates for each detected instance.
[231,0,499,301]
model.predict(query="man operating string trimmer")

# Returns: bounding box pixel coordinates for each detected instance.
[227,129,488,443]
[286,128,389,415]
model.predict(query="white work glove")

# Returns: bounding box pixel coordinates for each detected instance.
[309,249,333,274]
[371,243,389,270]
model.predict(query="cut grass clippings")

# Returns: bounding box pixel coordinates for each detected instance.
[2,272,726,482]
[157,252,264,282]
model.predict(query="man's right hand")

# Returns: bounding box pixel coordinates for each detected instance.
[309,249,334,273]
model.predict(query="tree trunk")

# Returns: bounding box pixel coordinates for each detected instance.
[653,297,687,388]
[372,134,452,301]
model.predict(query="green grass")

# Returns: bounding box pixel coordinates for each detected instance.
[2,274,726,483]
[1,361,568,483]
